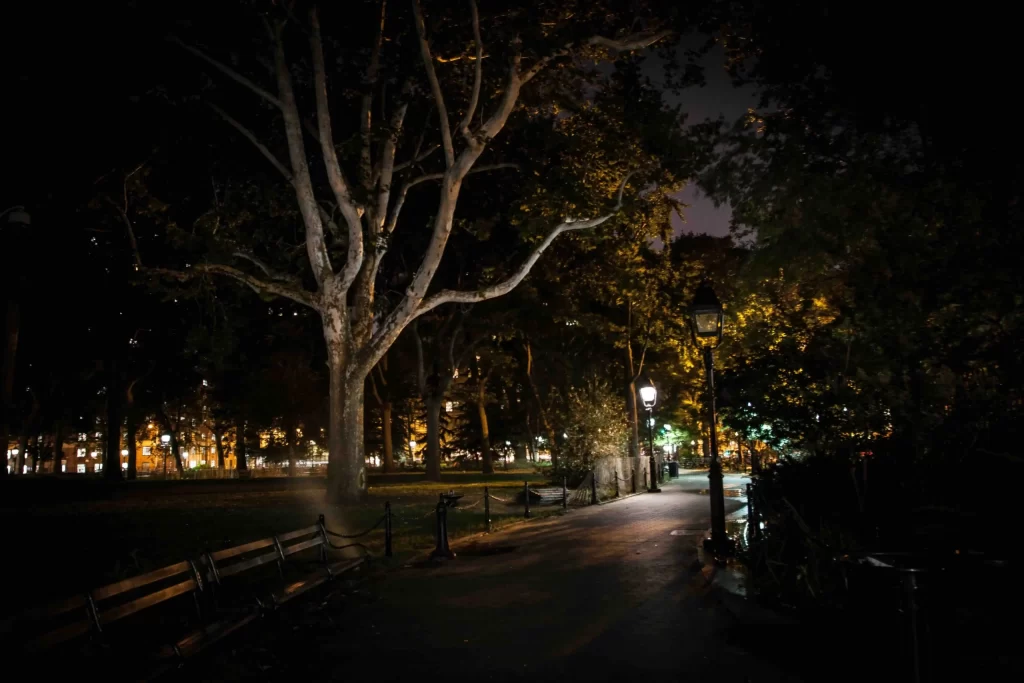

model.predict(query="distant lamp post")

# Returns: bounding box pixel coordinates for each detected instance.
[161,434,171,477]
[638,380,661,493]
[689,280,731,557]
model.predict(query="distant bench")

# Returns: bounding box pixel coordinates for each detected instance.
[527,487,566,505]
[4,516,365,677]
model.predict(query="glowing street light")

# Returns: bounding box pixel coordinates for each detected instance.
[638,380,660,493]
[689,280,731,557]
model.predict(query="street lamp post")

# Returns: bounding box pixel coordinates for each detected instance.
[689,281,732,557]
[638,381,661,493]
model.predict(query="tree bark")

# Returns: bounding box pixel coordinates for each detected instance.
[53,421,64,474]
[104,359,122,481]
[235,416,248,473]
[214,427,225,471]
[424,395,442,481]
[381,401,394,473]
[325,349,367,501]
[478,394,493,475]
[524,341,558,469]
[169,432,184,475]
[0,298,19,479]
[17,430,28,475]
[125,413,137,480]
[286,417,297,477]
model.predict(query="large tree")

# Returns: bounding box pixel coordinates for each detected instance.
[160,1,685,499]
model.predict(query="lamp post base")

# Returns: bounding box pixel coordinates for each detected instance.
[647,454,661,493]
[703,536,735,559]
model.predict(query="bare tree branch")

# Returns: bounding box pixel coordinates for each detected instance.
[310,8,363,290]
[373,88,411,233]
[103,195,143,271]
[231,251,298,284]
[170,36,283,109]
[149,263,319,310]
[458,0,484,139]
[415,172,635,317]
[412,0,455,167]
[360,0,388,189]
[209,103,293,183]
[520,30,673,85]
[392,144,440,173]
[383,163,517,235]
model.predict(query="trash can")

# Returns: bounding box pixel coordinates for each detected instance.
[668,461,679,478]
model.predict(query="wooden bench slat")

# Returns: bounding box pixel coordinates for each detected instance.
[277,525,319,543]
[210,537,276,562]
[281,536,324,557]
[273,573,328,605]
[327,557,364,576]
[216,550,281,578]
[34,618,92,651]
[98,578,197,626]
[173,610,260,658]
[26,593,88,620]
[91,560,192,602]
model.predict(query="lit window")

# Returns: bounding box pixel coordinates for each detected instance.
[77,448,86,458]
[202,379,209,387]
[79,433,86,441]
[77,464,86,474]
[95,463,103,472]
[445,401,453,413]
[142,446,152,455]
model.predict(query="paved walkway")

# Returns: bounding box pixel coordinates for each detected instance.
[196,475,806,681]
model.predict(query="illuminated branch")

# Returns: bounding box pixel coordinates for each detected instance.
[208,103,293,183]
[458,0,484,139]
[412,0,455,167]
[170,37,283,109]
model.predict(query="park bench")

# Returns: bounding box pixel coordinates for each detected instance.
[6,517,365,676]
[527,487,565,505]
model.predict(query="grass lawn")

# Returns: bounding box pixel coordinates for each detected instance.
[4,473,561,614]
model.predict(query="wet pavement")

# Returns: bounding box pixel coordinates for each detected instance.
[193,473,812,681]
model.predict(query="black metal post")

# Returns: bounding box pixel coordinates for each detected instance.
[615,472,620,498]
[703,346,730,556]
[904,571,922,683]
[523,481,531,518]
[484,486,491,531]
[590,469,598,504]
[430,498,456,560]
[384,501,393,557]
[647,408,661,493]
[561,476,568,510]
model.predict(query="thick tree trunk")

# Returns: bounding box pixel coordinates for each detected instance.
[104,360,122,481]
[326,373,366,501]
[53,421,64,474]
[626,379,643,483]
[626,380,640,458]
[524,343,558,469]
[235,416,248,473]
[214,427,224,472]
[381,401,394,473]
[169,433,184,475]
[16,430,28,475]
[286,418,297,477]
[0,298,19,480]
[478,396,493,475]
[424,395,442,481]
[125,413,137,480]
